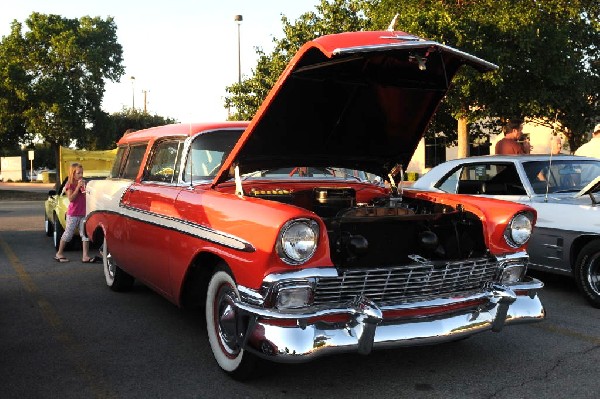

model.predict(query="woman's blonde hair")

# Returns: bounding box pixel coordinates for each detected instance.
[67,162,83,188]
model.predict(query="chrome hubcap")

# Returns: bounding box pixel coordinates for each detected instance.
[588,254,600,295]
[216,286,240,355]
[103,241,116,279]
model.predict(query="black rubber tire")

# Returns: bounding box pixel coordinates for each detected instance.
[53,214,63,250]
[574,241,600,308]
[102,236,134,292]
[44,211,53,237]
[206,265,262,380]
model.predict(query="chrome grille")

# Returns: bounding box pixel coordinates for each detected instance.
[313,258,501,305]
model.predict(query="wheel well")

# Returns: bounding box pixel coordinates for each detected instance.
[180,252,228,309]
[570,235,600,270]
[91,226,105,251]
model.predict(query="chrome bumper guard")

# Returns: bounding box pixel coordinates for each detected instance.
[234,277,545,363]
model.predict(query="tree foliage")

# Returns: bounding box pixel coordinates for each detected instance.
[224,0,371,120]
[224,0,599,152]
[369,0,599,149]
[85,108,177,150]
[0,13,124,173]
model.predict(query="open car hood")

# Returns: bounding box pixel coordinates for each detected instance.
[214,31,497,185]
[574,175,600,198]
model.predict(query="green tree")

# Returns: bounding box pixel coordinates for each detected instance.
[85,108,177,150]
[369,0,599,154]
[0,23,32,151]
[0,13,124,176]
[225,0,599,155]
[224,0,371,120]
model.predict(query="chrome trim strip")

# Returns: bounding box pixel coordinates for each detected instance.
[120,205,255,252]
[88,206,255,252]
[261,253,529,286]
[331,41,498,71]
[263,267,339,283]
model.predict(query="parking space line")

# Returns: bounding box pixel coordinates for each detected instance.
[0,236,117,399]
[530,320,600,345]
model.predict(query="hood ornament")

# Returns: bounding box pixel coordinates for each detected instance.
[386,14,399,32]
[383,14,422,41]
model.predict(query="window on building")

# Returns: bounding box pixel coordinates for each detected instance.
[424,136,447,168]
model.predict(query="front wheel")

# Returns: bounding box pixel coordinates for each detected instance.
[44,211,53,237]
[574,241,600,308]
[102,236,134,292]
[206,267,261,380]
[53,214,63,250]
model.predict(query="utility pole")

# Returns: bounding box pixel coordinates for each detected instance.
[142,90,148,113]
[130,76,136,109]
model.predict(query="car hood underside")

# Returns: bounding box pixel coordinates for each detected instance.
[215,31,497,185]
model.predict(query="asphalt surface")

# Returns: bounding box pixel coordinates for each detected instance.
[1,196,599,398]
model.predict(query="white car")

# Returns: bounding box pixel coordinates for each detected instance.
[413,154,600,308]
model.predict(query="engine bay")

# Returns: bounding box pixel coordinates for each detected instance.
[247,186,487,268]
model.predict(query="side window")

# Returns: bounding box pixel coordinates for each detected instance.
[110,147,127,178]
[183,129,242,182]
[438,168,461,193]
[442,163,525,195]
[144,140,183,183]
[122,145,147,180]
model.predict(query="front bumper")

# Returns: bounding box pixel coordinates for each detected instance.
[234,277,545,363]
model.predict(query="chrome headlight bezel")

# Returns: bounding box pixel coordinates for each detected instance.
[276,218,319,265]
[500,264,527,283]
[504,212,534,248]
[274,282,314,309]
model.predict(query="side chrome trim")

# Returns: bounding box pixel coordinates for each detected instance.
[332,41,498,71]
[87,207,255,253]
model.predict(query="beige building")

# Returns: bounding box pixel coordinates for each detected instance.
[406,120,568,178]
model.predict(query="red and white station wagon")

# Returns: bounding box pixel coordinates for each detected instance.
[85,31,545,379]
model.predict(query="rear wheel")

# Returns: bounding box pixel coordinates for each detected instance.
[206,267,261,380]
[574,241,600,308]
[103,235,134,292]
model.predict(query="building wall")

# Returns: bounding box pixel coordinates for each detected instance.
[406,121,569,177]
[0,156,25,181]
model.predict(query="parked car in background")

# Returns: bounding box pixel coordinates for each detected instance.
[413,154,600,308]
[44,147,117,249]
[44,172,111,249]
[84,31,544,379]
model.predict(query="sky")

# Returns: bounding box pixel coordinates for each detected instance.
[0,0,320,123]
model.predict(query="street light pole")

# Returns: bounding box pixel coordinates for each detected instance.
[130,76,136,109]
[234,15,243,84]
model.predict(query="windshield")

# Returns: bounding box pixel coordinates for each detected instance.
[523,160,600,194]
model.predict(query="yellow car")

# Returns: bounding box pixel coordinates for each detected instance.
[44,173,109,250]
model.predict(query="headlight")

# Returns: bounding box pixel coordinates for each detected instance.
[504,212,533,247]
[277,219,319,265]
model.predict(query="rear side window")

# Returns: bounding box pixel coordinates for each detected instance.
[122,145,147,180]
